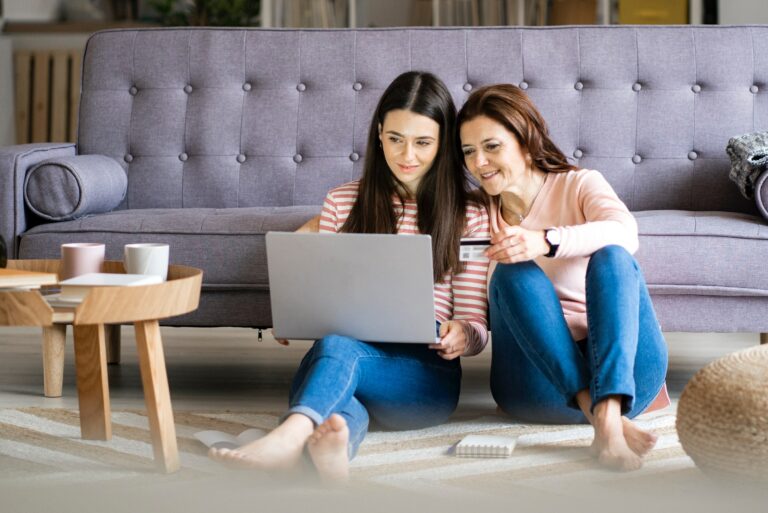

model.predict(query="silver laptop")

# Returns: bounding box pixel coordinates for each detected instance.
[266,232,438,343]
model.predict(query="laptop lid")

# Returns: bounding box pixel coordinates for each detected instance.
[266,232,438,344]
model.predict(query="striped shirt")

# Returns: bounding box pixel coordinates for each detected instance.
[319,181,491,356]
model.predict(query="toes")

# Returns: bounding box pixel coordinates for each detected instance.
[328,414,347,431]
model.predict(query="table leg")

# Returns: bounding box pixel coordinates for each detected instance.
[73,324,111,440]
[42,324,66,398]
[105,324,121,364]
[134,319,179,473]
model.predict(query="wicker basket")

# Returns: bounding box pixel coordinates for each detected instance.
[676,344,768,481]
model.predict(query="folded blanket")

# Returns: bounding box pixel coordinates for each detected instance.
[727,131,768,199]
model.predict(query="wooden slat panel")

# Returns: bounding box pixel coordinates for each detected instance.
[13,51,31,144]
[69,51,82,143]
[50,51,69,142]
[32,51,51,142]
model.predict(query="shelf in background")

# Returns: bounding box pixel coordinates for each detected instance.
[2,21,159,34]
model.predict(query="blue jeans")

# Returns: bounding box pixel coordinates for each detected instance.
[489,245,668,424]
[286,330,461,459]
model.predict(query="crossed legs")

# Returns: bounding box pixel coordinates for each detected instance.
[211,335,461,481]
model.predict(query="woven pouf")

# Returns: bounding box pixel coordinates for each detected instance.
[676,344,768,481]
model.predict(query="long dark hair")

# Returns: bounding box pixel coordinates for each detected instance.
[457,84,578,175]
[342,71,467,282]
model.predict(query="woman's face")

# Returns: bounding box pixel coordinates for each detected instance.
[379,109,440,196]
[460,115,529,196]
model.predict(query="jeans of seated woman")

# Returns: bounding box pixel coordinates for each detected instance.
[285,329,461,459]
[489,245,668,424]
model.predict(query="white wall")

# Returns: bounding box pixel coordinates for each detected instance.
[719,0,768,24]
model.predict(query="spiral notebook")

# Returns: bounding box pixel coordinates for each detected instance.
[454,434,517,458]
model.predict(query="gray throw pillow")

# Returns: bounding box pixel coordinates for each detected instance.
[24,155,127,221]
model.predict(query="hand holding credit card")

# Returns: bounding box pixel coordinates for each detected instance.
[459,238,491,262]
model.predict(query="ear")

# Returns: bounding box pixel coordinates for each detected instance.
[377,123,383,141]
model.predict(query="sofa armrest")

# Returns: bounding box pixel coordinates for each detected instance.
[0,143,76,258]
[755,169,768,223]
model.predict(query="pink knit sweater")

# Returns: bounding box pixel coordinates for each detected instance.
[488,169,639,341]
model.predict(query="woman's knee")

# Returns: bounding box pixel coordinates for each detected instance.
[312,334,365,360]
[588,245,636,274]
[490,261,545,300]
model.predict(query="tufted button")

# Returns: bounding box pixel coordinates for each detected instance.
[129,86,138,96]
[293,153,303,163]
[750,85,759,94]
[519,81,529,90]
[632,154,642,164]
[463,83,473,92]
[243,82,252,92]
[573,149,583,158]
[237,154,246,163]
[632,82,642,92]
[297,83,306,92]
[184,84,193,94]
[692,84,701,93]
[179,152,188,162]
[124,154,133,163]
[574,81,583,91]
[688,151,698,161]
[353,82,363,91]
[349,152,360,162]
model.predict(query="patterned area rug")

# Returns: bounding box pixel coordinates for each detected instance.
[0,406,701,491]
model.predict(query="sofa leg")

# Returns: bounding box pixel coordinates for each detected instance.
[105,325,121,364]
[761,333,768,345]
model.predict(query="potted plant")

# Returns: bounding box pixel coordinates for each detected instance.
[149,0,260,26]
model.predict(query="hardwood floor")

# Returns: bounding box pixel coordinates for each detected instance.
[0,326,758,411]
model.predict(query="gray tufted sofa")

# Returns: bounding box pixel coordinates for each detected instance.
[2,25,768,336]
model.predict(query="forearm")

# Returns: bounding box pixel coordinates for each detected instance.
[556,218,639,258]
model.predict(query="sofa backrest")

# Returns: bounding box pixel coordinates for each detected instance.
[78,26,768,214]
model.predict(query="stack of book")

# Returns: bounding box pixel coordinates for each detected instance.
[0,268,58,291]
[44,272,162,308]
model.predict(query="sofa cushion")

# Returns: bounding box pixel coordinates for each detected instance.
[24,155,127,221]
[19,207,319,286]
[636,210,768,295]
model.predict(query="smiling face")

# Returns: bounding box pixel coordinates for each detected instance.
[459,115,530,196]
[379,109,440,197]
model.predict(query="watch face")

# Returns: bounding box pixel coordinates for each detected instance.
[547,229,560,246]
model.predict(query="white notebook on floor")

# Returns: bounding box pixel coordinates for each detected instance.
[454,434,517,458]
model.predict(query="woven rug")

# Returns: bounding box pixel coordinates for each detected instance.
[0,406,701,492]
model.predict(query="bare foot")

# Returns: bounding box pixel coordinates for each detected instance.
[591,398,643,472]
[621,417,658,456]
[208,414,313,470]
[307,414,350,483]
[589,418,658,458]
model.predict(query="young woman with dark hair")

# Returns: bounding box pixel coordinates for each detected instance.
[458,84,669,471]
[211,71,490,481]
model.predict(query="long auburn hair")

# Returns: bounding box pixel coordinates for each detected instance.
[341,71,467,282]
[456,84,578,176]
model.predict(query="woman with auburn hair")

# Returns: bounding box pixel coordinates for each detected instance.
[211,71,490,481]
[457,84,669,471]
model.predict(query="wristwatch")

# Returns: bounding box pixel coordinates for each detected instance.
[544,228,560,258]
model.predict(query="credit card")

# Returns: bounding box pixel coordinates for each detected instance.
[459,238,491,262]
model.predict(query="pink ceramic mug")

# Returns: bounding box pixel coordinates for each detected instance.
[60,243,105,280]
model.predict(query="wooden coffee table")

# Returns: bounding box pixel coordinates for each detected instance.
[0,259,203,473]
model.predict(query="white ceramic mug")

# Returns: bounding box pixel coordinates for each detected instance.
[61,242,105,280]
[123,243,170,281]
